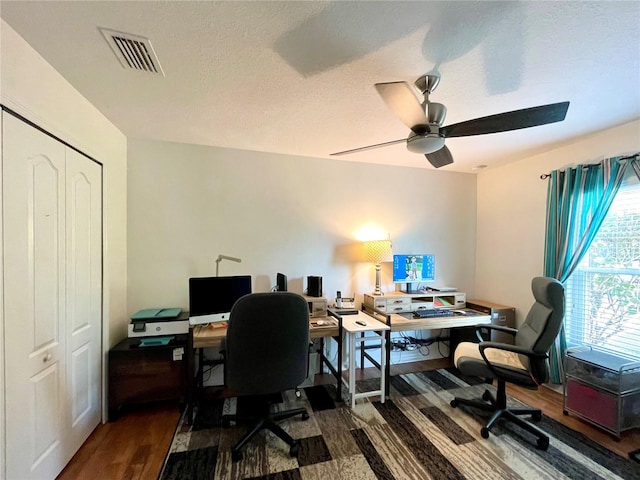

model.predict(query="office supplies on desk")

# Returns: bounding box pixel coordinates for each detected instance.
[131,308,181,320]
[329,306,359,315]
[139,335,174,347]
[304,295,328,317]
[430,286,457,292]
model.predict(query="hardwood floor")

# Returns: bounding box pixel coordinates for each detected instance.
[56,403,180,480]
[57,360,639,479]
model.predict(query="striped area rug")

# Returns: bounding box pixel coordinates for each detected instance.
[159,369,639,480]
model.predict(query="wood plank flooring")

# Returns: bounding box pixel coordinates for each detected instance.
[57,360,639,479]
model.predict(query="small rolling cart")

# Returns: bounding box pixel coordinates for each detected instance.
[563,346,640,438]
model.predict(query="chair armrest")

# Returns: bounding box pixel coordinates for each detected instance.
[474,324,518,342]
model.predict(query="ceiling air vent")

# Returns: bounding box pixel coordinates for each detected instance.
[99,27,165,76]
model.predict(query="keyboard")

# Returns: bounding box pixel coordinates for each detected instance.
[413,308,454,318]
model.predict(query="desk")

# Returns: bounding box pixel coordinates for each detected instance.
[340,311,389,407]
[361,305,491,397]
[186,316,343,424]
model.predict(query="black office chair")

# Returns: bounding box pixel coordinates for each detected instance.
[450,277,565,450]
[221,292,310,462]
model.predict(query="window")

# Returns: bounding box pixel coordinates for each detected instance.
[565,179,640,359]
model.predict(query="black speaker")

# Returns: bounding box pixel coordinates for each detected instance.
[307,276,323,297]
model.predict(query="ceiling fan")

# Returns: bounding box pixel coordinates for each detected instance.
[331,74,570,168]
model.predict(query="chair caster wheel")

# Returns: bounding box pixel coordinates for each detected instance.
[450,399,458,408]
[301,411,309,421]
[232,450,243,462]
[480,427,490,439]
[482,390,492,402]
[289,443,299,457]
[537,437,549,450]
[532,411,542,422]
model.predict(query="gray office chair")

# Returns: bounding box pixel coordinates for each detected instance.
[221,292,310,462]
[450,277,565,450]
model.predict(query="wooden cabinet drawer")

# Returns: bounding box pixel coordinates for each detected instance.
[386,297,411,312]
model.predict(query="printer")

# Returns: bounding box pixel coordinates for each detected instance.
[128,308,190,337]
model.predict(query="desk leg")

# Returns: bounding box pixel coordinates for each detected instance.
[318,338,324,374]
[349,332,356,408]
[186,329,194,425]
[336,331,343,403]
[385,329,391,398]
[198,348,204,406]
[380,332,386,403]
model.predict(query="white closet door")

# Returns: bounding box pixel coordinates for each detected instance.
[3,113,68,479]
[65,148,102,458]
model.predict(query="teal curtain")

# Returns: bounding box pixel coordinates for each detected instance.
[543,156,633,383]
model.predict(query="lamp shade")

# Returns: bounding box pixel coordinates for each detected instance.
[364,239,393,264]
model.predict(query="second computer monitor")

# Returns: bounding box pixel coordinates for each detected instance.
[276,272,288,292]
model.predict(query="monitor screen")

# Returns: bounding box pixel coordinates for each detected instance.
[189,275,252,325]
[392,254,435,283]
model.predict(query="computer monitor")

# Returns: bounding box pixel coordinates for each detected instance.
[392,254,435,293]
[189,275,252,325]
[276,272,288,292]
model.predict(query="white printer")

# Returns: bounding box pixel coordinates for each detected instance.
[128,308,190,337]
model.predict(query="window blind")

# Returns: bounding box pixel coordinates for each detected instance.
[565,180,640,360]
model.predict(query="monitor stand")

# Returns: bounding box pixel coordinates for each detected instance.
[401,283,417,294]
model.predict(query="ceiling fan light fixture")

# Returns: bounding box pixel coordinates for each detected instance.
[407,133,445,154]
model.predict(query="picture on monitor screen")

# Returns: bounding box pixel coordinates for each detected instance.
[392,254,435,284]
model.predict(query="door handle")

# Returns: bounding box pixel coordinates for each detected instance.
[43,353,52,363]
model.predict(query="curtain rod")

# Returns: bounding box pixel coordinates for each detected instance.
[540,152,639,179]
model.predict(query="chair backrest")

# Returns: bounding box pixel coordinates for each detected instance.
[515,276,565,382]
[224,292,310,395]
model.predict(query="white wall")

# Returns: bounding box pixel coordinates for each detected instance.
[475,119,640,322]
[127,139,478,318]
[0,19,128,452]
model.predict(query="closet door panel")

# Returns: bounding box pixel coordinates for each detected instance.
[3,113,68,479]
[65,148,102,454]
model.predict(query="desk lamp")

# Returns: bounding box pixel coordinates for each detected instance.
[215,254,242,276]
[364,239,392,296]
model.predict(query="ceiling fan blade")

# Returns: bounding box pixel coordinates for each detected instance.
[425,145,453,168]
[330,138,406,156]
[440,101,570,138]
[375,82,428,133]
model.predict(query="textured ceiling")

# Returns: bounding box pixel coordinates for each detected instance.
[1,1,639,172]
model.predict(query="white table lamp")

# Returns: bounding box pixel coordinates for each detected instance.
[364,239,393,296]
